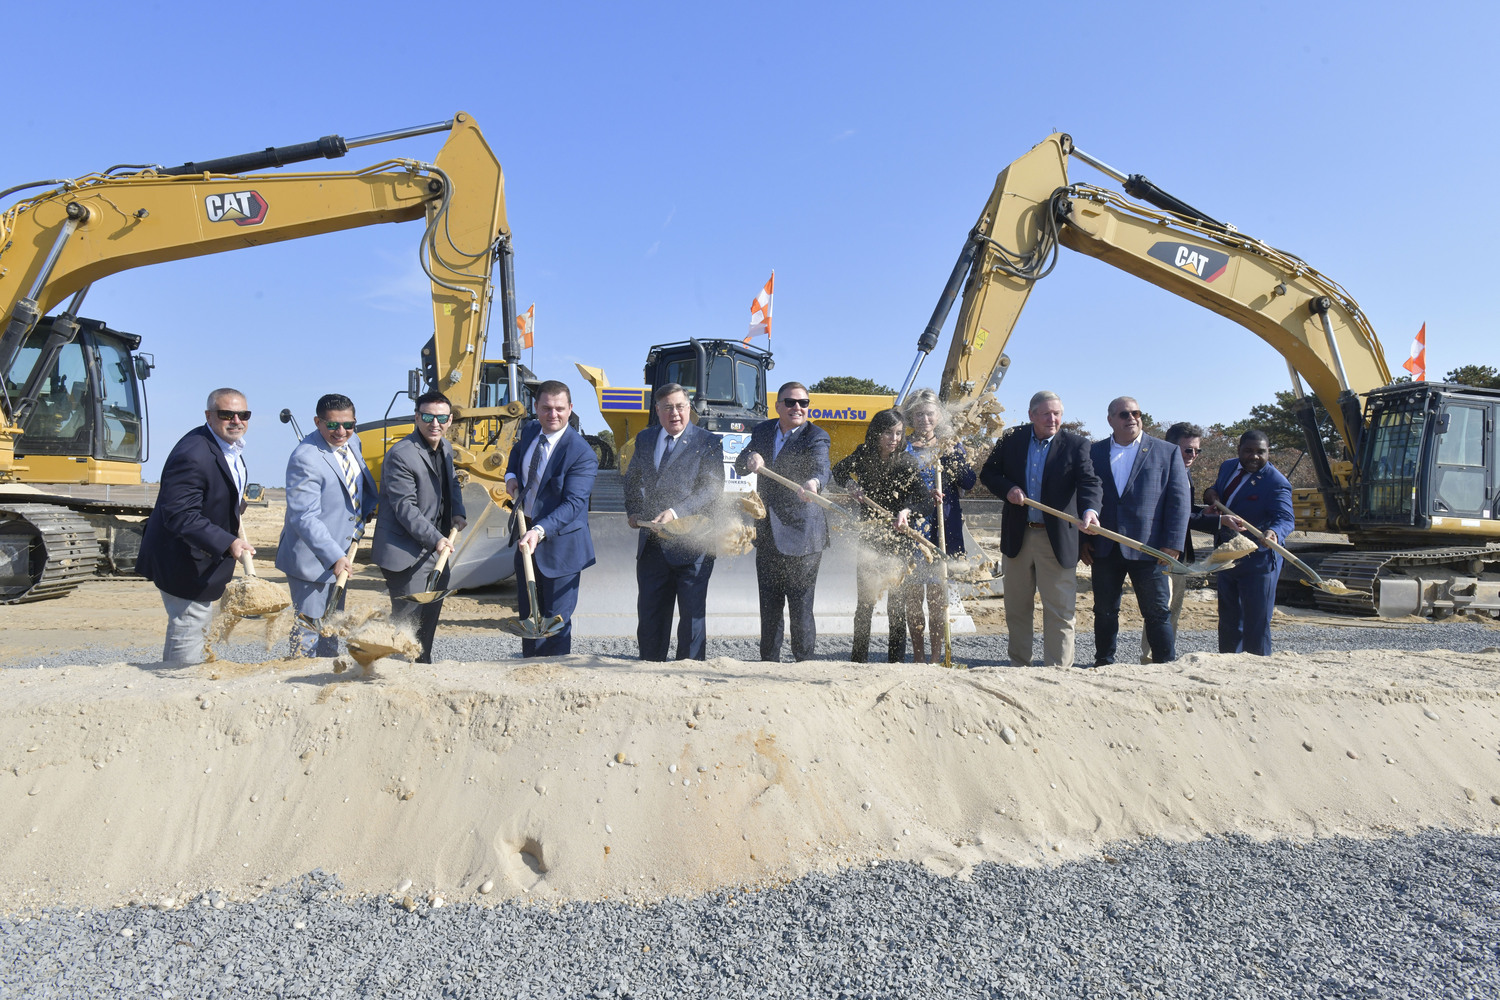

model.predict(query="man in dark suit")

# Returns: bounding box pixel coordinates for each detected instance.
[504,379,598,657]
[1141,421,1204,663]
[1191,429,1294,656]
[371,390,467,663]
[734,380,831,661]
[979,390,1102,668]
[277,392,378,657]
[624,383,726,661]
[1086,396,1190,666]
[137,387,254,664]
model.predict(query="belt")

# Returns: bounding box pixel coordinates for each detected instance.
[1026,520,1047,528]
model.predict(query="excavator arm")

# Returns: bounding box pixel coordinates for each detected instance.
[0,111,513,478]
[912,134,1391,481]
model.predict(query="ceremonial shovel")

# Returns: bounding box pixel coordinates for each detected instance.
[399,528,460,605]
[309,527,364,631]
[1020,497,1228,576]
[498,505,566,640]
[1209,500,1356,595]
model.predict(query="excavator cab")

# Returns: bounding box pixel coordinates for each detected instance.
[6,317,152,484]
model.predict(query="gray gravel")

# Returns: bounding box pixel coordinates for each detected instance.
[9,621,1497,670]
[3,831,1497,998]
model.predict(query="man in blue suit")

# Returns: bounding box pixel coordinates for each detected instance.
[504,380,599,657]
[624,383,727,661]
[276,393,378,657]
[1085,396,1190,665]
[1191,429,1294,656]
[137,387,254,664]
[734,381,831,661]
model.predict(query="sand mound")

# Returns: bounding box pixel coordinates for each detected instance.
[2,649,1498,912]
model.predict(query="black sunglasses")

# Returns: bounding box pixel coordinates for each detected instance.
[417,412,452,425]
[1114,409,1142,419]
[781,397,811,408]
[215,410,251,421]
[323,420,357,431]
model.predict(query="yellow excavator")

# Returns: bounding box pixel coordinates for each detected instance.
[898,133,1499,617]
[0,112,526,602]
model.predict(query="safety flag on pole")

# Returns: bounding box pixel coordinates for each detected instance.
[1401,322,1426,380]
[517,303,535,350]
[744,271,774,344]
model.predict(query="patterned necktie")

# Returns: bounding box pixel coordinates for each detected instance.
[1222,469,1247,506]
[659,433,676,469]
[525,437,549,516]
[337,447,359,503]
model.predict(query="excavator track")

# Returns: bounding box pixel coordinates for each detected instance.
[1311,545,1500,616]
[0,503,102,603]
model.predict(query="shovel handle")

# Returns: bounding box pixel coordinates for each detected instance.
[431,527,461,575]
[512,507,539,587]
[331,535,361,590]
[1209,500,1338,591]
[237,526,256,577]
[1020,497,1190,575]
[754,465,856,519]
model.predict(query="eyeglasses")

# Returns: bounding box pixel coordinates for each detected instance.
[215,410,251,421]
[417,412,452,425]
[780,398,811,408]
[1113,409,1142,420]
[323,420,357,431]
[1180,447,1201,455]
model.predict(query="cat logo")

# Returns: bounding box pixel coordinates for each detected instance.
[1147,241,1228,283]
[204,191,268,227]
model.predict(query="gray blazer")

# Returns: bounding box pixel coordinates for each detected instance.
[371,432,466,574]
[275,431,378,583]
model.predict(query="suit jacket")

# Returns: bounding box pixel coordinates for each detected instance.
[505,423,598,577]
[979,427,1102,568]
[371,432,466,575]
[734,419,831,557]
[275,430,378,584]
[624,422,726,566]
[137,425,245,602]
[1190,459,1295,578]
[1088,434,1190,561]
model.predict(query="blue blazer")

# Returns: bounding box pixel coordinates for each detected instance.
[505,423,599,577]
[137,425,244,602]
[734,419,831,557]
[275,431,377,584]
[1089,434,1191,561]
[1190,459,1295,577]
[624,422,726,565]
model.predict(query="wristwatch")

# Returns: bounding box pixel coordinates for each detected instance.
[533,524,546,540]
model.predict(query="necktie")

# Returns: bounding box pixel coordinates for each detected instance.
[337,447,359,502]
[1222,469,1247,506]
[525,437,549,516]
[659,433,676,469]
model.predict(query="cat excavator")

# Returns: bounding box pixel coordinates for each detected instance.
[898,133,1499,617]
[0,112,525,602]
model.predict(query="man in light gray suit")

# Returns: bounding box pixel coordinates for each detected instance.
[371,390,467,663]
[277,393,378,657]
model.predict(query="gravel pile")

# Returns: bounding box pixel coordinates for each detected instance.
[3,831,1496,998]
[10,621,1498,670]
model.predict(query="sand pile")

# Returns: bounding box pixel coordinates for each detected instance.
[2,648,1498,912]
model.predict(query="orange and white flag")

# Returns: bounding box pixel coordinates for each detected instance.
[517,303,535,349]
[744,272,774,344]
[1401,322,1426,380]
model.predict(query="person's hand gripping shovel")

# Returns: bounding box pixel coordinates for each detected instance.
[498,505,566,640]
[300,523,366,634]
[397,527,462,606]
[1209,500,1356,595]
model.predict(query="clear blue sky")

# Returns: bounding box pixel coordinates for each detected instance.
[9,1,1497,484]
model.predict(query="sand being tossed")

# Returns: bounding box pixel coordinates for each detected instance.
[1,649,1498,912]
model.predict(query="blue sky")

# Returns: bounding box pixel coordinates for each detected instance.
[9,1,1496,484]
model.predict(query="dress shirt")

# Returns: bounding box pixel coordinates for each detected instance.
[207,423,247,498]
[1025,433,1053,523]
[1108,436,1141,498]
[508,426,568,493]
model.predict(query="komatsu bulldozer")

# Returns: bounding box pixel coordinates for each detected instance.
[897,133,1500,617]
[0,112,526,601]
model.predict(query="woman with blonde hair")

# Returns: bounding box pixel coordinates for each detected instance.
[902,389,976,662]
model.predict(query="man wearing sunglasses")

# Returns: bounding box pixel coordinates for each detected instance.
[276,393,378,657]
[1084,396,1190,666]
[138,387,255,663]
[372,390,467,662]
[734,381,831,661]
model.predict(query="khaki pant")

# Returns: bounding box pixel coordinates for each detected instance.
[1002,526,1077,667]
[1140,571,1188,663]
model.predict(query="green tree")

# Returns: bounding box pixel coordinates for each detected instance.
[808,375,897,396]
[1217,390,1341,457]
[1444,364,1500,389]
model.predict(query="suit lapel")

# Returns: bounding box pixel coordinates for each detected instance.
[204,427,237,493]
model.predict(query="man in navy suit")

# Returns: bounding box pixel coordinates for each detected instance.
[137,387,254,664]
[1191,429,1294,656]
[734,381,831,661]
[1085,396,1190,666]
[504,380,599,657]
[979,390,1102,668]
[277,392,378,657]
[624,383,727,661]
